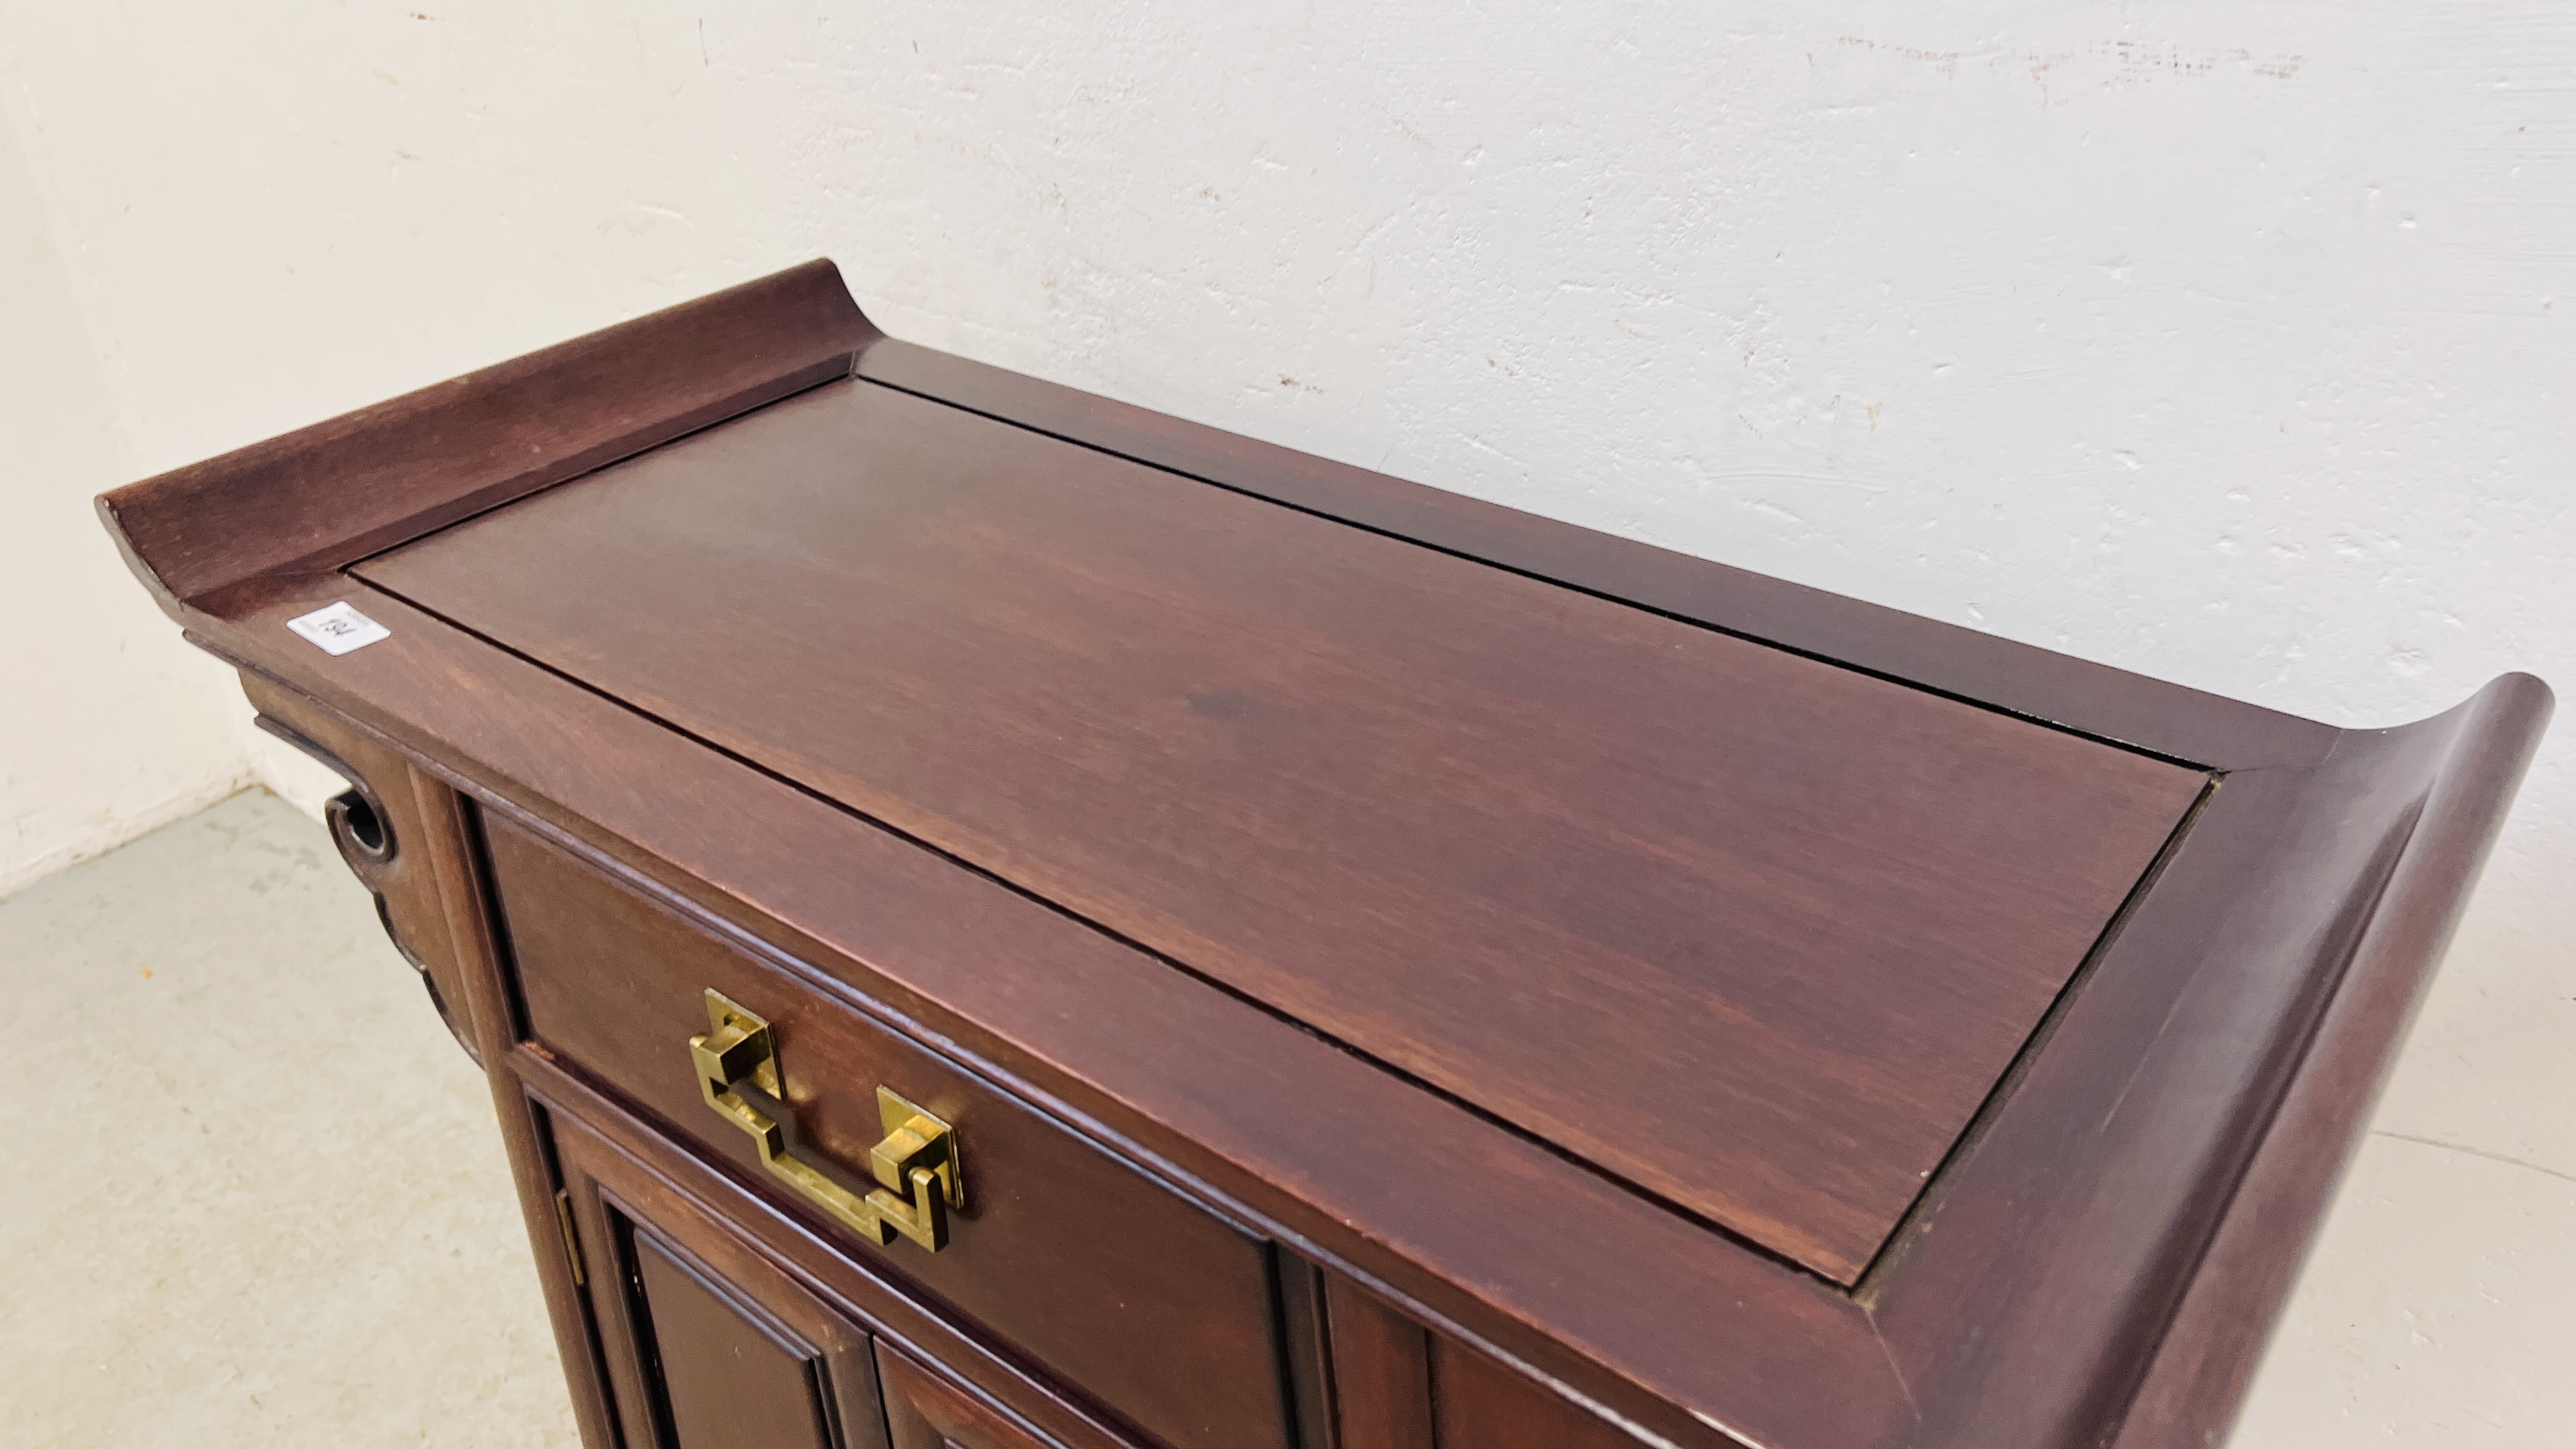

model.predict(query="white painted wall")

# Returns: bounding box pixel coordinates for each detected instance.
[1,4,2567,1441]
[0,107,256,894]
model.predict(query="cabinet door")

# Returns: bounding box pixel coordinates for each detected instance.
[555,1107,888,1449]
[878,1346,1125,1449]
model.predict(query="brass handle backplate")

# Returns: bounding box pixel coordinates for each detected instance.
[687,989,964,1253]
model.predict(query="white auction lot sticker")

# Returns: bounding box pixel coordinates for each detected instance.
[286,601,392,656]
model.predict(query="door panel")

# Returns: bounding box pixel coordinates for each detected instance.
[632,1230,844,1449]
[878,1345,1124,1449]
[482,810,1292,1449]
[551,1102,888,1449]
[540,1087,1156,1449]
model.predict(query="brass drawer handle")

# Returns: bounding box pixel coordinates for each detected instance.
[687,989,964,1253]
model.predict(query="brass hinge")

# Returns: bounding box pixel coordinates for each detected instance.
[553,1188,587,1287]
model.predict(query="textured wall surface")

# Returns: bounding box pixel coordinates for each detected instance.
[1,4,2567,1442]
[0,110,251,893]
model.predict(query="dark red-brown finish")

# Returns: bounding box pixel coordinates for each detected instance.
[1322,1273,1438,1449]
[480,810,1292,1449]
[631,1232,847,1449]
[878,1346,1128,1449]
[358,376,2201,1282]
[95,260,2551,1449]
[553,1098,1149,1449]
[96,259,877,612]
[1431,1337,1637,1449]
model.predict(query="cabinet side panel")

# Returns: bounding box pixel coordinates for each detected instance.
[405,786,626,1449]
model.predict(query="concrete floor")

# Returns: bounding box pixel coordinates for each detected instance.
[0,790,2566,1446]
[0,791,576,1448]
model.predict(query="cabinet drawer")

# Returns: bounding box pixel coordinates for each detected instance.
[480,812,1292,1449]
[551,1101,1151,1449]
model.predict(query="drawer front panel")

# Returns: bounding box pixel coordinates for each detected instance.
[551,1101,1147,1449]
[481,813,1291,1449]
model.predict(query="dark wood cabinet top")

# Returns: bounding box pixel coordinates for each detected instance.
[100,259,2551,1449]
[358,376,2202,1284]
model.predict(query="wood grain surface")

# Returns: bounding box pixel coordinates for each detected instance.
[631,1232,847,1449]
[98,259,878,612]
[362,376,2203,1282]
[555,1098,1151,1449]
[482,812,1294,1449]
[1429,1336,1634,1449]
[200,583,1897,1449]
[98,259,2553,1449]
[855,337,2329,773]
[1321,1271,1436,1449]
[878,1345,1125,1449]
